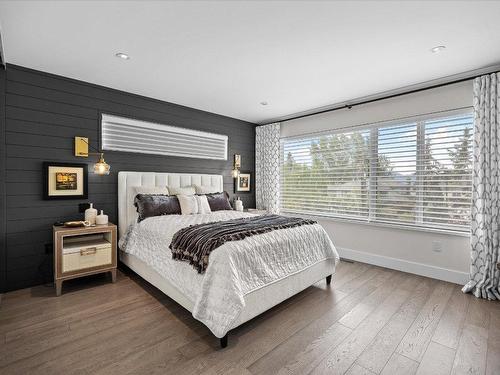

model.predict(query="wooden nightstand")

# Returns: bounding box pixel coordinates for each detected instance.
[53,223,117,296]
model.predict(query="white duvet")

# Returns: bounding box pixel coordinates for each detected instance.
[119,211,339,337]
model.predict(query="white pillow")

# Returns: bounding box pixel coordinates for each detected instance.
[195,195,212,214]
[177,194,199,215]
[133,186,170,195]
[194,185,221,194]
[177,194,212,215]
[168,186,196,195]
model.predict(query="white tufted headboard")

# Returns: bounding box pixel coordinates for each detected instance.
[117,171,224,237]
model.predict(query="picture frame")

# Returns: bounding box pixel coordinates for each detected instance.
[234,154,241,168]
[43,162,88,200]
[235,172,251,193]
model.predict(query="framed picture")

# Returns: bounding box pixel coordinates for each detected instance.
[235,172,251,193]
[43,162,88,200]
[234,154,241,168]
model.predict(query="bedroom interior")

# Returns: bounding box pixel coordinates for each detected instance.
[0,1,499,375]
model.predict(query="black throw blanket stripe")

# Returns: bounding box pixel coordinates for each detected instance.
[170,214,316,273]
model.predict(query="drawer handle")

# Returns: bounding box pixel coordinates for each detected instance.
[80,247,97,256]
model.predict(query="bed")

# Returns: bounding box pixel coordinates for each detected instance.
[118,171,339,348]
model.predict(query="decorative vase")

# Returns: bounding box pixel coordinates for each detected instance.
[96,210,109,225]
[84,203,97,225]
[234,197,244,212]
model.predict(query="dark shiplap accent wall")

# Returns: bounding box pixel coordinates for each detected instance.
[0,67,6,293]
[2,64,256,292]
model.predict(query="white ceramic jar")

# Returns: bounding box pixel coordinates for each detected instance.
[84,203,97,225]
[96,210,109,225]
[234,197,244,212]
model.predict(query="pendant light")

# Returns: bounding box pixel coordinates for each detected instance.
[93,153,111,175]
[75,137,111,175]
[232,154,241,178]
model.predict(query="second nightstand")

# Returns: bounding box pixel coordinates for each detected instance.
[53,223,117,296]
[246,208,268,215]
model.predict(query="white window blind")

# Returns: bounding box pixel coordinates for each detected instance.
[281,110,474,232]
[101,114,228,160]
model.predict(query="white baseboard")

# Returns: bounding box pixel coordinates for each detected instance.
[338,247,469,285]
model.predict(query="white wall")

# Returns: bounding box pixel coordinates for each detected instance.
[281,80,473,284]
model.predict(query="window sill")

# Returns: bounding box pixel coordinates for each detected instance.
[281,211,471,237]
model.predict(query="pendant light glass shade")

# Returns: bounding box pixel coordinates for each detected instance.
[232,154,241,178]
[94,153,110,175]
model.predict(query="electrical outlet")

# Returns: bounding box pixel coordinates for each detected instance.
[432,241,443,253]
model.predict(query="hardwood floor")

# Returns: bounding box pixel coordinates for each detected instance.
[0,261,498,375]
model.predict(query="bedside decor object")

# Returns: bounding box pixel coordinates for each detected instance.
[235,172,251,192]
[231,154,241,178]
[96,210,109,225]
[246,208,267,215]
[85,203,98,225]
[74,136,111,175]
[53,223,117,296]
[234,197,243,212]
[43,162,88,200]
[63,220,90,228]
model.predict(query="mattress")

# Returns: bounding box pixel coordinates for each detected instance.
[120,250,337,330]
[119,211,339,337]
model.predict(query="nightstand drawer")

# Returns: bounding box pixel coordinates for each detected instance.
[62,243,112,272]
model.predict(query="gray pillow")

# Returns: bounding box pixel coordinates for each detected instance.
[204,192,233,211]
[134,194,181,222]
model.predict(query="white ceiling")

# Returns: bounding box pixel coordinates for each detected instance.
[1,1,499,124]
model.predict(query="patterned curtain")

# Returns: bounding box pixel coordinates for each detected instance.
[462,73,500,300]
[255,123,281,214]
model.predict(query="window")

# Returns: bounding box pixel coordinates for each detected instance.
[280,110,473,233]
[101,114,228,160]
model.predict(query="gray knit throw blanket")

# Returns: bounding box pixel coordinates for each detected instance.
[170,214,316,273]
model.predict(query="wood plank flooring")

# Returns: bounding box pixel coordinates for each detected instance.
[0,261,498,375]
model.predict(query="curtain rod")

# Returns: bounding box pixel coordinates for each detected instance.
[280,106,472,140]
[262,65,500,125]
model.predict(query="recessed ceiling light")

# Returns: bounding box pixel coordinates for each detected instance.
[430,45,446,53]
[115,52,130,60]
[260,101,268,106]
